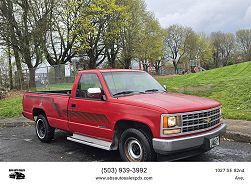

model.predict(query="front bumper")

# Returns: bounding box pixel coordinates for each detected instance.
[153,123,226,154]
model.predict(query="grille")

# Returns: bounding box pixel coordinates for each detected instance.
[181,107,221,133]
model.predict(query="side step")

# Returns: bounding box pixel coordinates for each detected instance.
[67,134,113,151]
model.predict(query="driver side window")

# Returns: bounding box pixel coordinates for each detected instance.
[76,74,102,99]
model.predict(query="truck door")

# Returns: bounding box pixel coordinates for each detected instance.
[68,73,113,141]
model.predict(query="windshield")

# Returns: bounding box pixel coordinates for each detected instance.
[102,71,166,97]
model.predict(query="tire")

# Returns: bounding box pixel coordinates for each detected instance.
[119,128,156,162]
[35,114,55,143]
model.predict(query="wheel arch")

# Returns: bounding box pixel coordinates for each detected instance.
[32,108,46,121]
[111,120,154,150]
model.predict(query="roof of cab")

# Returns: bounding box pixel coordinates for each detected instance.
[78,69,144,73]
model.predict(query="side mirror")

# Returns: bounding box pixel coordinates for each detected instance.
[87,88,106,101]
[87,88,101,94]
[163,85,167,90]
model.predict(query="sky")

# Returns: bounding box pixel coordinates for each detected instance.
[145,0,251,33]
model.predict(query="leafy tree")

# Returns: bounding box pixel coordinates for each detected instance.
[137,12,165,74]
[103,0,128,68]
[119,0,146,69]
[184,32,213,69]
[68,0,127,69]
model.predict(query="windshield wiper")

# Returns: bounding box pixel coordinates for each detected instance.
[113,91,136,97]
[144,89,159,93]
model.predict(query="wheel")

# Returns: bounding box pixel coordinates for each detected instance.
[119,128,156,162]
[35,114,55,143]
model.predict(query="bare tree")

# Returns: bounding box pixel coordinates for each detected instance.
[0,34,14,89]
[0,0,24,87]
[211,32,235,67]
[152,59,163,75]
[236,29,251,61]
[164,25,193,74]
[41,0,77,68]
[0,0,52,88]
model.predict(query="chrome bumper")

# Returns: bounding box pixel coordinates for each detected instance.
[153,123,226,154]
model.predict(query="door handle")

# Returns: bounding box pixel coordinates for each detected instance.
[71,104,76,108]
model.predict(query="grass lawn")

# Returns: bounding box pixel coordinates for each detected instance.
[157,61,251,121]
[0,96,22,118]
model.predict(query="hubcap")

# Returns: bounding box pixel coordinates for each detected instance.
[36,119,46,139]
[125,138,143,161]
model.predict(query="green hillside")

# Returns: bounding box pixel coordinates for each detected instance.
[157,61,251,121]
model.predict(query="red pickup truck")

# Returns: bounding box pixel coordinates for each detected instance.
[23,69,226,161]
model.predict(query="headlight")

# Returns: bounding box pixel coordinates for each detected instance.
[162,116,177,128]
[168,116,177,127]
[162,115,181,135]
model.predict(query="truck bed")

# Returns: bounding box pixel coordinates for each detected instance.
[23,90,71,131]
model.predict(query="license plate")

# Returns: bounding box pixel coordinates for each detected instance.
[210,136,220,148]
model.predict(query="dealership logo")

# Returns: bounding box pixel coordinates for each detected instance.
[9,169,25,180]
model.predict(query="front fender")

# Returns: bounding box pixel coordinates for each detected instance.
[113,113,161,138]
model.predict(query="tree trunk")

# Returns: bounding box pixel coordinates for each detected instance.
[110,48,118,69]
[29,68,36,90]
[88,57,97,69]
[173,61,178,74]
[12,48,23,89]
[124,58,131,69]
[7,5,24,87]
[110,56,116,68]
[143,63,149,72]
[54,64,65,83]
[8,45,13,89]
[155,66,160,75]
[154,61,161,75]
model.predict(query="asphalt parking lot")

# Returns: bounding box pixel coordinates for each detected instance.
[0,125,251,162]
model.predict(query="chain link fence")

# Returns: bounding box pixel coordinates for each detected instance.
[0,63,78,92]
[0,61,178,93]
[33,64,77,91]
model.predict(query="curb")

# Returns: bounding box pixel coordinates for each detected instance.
[0,121,34,128]
[224,131,251,144]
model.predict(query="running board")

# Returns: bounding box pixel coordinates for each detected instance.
[67,134,112,151]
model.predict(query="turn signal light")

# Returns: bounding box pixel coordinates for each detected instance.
[163,116,168,128]
[163,128,181,135]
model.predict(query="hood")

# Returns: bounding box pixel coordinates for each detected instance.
[116,92,221,114]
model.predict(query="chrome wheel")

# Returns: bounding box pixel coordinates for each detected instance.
[36,119,46,139]
[125,138,143,161]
